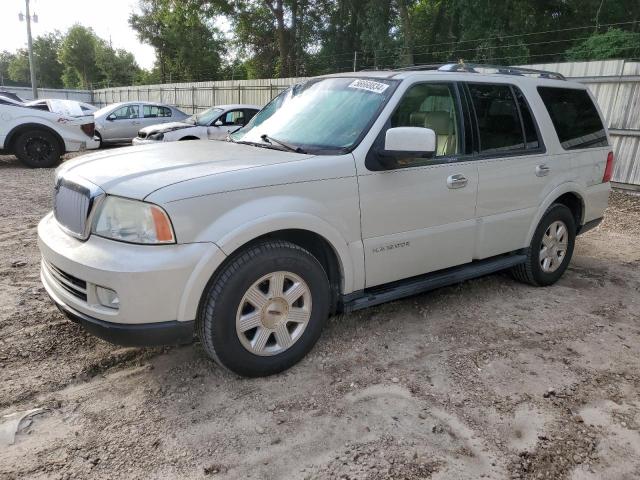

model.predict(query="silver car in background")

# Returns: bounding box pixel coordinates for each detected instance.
[94,101,188,146]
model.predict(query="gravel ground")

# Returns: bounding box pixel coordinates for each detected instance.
[0,151,639,480]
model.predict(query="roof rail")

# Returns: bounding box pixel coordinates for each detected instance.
[438,62,567,80]
[390,62,566,80]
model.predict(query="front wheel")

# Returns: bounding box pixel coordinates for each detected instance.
[197,240,330,377]
[511,204,576,286]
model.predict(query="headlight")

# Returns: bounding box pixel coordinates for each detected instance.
[148,132,164,141]
[92,196,175,244]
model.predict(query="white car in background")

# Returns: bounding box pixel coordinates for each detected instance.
[0,95,98,168]
[133,104,259,145]
[26,99,98,115]
[94,101,189,146]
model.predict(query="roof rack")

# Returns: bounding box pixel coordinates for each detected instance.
[394,62,566,81]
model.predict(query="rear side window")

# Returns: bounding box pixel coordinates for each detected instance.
[144,105,172,118]
[468,84,526,153]
[537,87,607,150]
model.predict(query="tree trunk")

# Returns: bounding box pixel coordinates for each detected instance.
[396,0,414,66]
[265,0,289,77]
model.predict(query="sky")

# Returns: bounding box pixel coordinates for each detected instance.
[0,0,157,69]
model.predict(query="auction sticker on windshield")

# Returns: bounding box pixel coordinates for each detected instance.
[348,79,390,94]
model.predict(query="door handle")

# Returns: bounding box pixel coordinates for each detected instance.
[447,174,468,189]
[536,164,551,177]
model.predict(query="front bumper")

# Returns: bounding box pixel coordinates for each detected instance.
[38,212,226,344]
[132,137,161,146]
[48,279,195,346]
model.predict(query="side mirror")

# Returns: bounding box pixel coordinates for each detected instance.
[107,113,116,121]
[214,119,223,127]
[384,127,436,154]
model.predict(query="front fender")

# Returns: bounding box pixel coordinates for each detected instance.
[216,212,359,294]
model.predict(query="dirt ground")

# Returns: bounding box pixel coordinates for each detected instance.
[0,151,639,480]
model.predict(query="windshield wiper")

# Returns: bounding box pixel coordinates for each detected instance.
[261,134,306,154]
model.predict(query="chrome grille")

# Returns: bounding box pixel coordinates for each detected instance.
[53,177,104,240]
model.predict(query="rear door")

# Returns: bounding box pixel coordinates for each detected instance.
[468,82,559,258]
[141,105,173,129]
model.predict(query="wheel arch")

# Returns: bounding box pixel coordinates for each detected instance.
[526,183,586,245]
[179,136,200,141]
[216,213,356,296]
[5,122,66,154]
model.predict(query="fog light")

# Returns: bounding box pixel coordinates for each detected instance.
[96,286,120,309]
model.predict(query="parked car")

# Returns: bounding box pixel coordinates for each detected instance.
[0,95,98,167]
[26,99,98,115]
[132,104,259,145]
[39,65,612,376]
[94,101,188,146]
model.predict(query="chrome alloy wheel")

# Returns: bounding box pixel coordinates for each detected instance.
[539,220,568,273]
[236,271,312,356]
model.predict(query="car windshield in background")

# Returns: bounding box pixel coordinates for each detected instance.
[188,107,224,126]
[237,77,398,154]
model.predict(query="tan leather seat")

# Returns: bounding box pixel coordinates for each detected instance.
[408,111,456,156]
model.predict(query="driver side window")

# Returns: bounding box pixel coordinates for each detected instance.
[390,83,460,157]
[111,105,139,120]
[218,110,245,126]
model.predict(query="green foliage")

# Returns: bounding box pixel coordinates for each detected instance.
[130,0,224,82]
[59,25,102,88]
[7,50,31,85]
[566,29,640,61]
[33,32,64,88]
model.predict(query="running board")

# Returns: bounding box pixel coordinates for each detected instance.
[340,252,527,313]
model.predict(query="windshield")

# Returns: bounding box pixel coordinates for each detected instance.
[188,107,224,126]
[237,77,398,154]
[231,84,302,140]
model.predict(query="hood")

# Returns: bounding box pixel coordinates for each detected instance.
[139,121,193,135]
[57,140,314,201]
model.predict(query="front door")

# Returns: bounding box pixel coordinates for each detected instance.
[208,109,247,140]
[357,82,479,288]
[104,104,141,141]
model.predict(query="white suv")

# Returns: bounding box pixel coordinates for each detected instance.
[38,65,612,377]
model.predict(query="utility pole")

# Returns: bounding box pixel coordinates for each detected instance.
[353,51,358,72]
[19,0,38,99]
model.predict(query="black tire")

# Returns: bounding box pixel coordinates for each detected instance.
[95,131,103,148]
[197,240,331,377]
[14,129,62,168]
[511,203,576,286]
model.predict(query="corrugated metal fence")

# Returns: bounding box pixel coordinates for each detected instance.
[525,60,640,187]
[1,85,93,103]
[92,77,307,113]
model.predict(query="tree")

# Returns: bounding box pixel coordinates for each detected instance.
[95,44,141,87]
[7,50,30,85]
[130,0,225,82]
[567,28,640,60]
[33,32,64,88]
[0,51,17,86]
[59,25,101,88]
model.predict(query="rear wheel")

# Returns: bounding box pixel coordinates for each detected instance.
[197,240,330,377]
[511,204,576,286]
[14,129,62,168]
